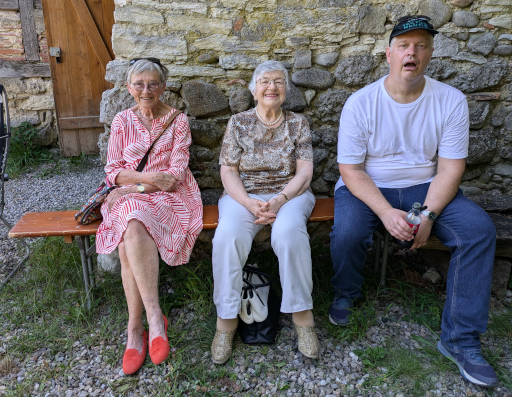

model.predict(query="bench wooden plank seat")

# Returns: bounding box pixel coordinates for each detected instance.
[7,197,446,308]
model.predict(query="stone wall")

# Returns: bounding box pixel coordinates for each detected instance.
[0,8,56,146]
[100,0,512,205]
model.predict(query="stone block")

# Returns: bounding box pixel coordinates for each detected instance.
[19,92,55,111]
[467,93,500,101]
[159,2,208,15]
[166,16,231,35]
[314,52,339,67]
[189,119,225,147]
[229,88,253,114]
[467,33,497,56]
[312,147,329,179]
[490,105,511,127]
[468,100,490,129]
[334,55,378,86]
[201,189,223,205]
[9,115,39,127]
[447,60,507,93]
[166,65,226,78]
[182,80,229,117]
[304,89,316,105]
[451,52,487,64]
[358,6,386,34]
[310,177,331,194]
[219,55,268,70]
[467,127,497,165]
[491,259,511,298]
[281,83,307,112]
[105,59,129,85]
[98,125,110,164]
[432,34,459,58]
[498,34,512,41]
[112,25,187,60]
[495,164,512,178]
[419,0,452,29]
[425,60,458,80]
[114,7,164,25]
[489,14,512,30]
[32,122,57,147]
[196,54,218,64]
[291,68,335,90]
[99,87,136,125]
[313,89,351,123]
[285,37,309,47]
[97,249,121,274]
[294,50,312,69]
[450,0,473,7]
[452,11,479,27]
[194,34,270,53]
[493,45,512,55]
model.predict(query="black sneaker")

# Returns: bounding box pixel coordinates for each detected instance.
[437,341,498,388]
[329,297,353,326]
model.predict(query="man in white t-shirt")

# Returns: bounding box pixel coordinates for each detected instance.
[330,15,497,388]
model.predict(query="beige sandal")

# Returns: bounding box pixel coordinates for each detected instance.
[294,323,320,359]
[211,329,236,364]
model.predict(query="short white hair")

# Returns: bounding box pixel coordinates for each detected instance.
[389,32,434,49]
[248,60,290,95]
[126,59,169,84]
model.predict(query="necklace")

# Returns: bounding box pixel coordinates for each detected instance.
[255,107,283,126]
[137,104,160,122]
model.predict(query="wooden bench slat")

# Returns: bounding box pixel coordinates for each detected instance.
[8,199,336,238]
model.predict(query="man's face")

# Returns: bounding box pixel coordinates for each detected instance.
[386,30,434,82]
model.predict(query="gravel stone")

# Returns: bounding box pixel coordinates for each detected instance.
[493,45,512,56]
[282,83,307,112]
[314,52,339,67]
[181,80,229,117]
[432,34,459,58]
[452,11,479,27]
[335,55,378,86]
[291,68,335,90]
[419,0,452,28]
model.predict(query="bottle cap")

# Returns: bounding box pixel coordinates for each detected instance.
[412,202,421,209]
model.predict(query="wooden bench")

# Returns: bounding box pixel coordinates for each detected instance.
[8,199,338,308]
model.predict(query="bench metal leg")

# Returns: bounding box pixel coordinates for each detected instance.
[380,231,390,287]
[76,236,92,310]
[83,236,95,288]
[373,230,383,274]
[0,215,30,290]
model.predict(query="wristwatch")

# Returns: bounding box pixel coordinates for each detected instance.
[421,210,438,222]
[136,183,145,194]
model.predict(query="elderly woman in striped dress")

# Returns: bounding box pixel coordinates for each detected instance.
[95,58,203,375]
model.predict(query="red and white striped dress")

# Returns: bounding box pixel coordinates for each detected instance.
[95,109,203,266]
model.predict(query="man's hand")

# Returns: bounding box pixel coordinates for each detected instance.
[410,215,433,249]
[380,208,415,242]
[148,172,177,192]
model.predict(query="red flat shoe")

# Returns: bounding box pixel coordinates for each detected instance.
[122,329,147,375]
[149,315,170,365]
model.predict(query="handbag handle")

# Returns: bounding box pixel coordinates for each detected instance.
[241,266,274,290]
[135,109,183,172]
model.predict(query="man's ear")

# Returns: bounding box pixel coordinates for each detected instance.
[385,46,391,64]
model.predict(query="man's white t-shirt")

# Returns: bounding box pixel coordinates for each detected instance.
[335,75,469,190]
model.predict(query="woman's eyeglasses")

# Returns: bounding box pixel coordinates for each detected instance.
[130,82,162,92]
[129,57,162,66]
[257,78,286,88]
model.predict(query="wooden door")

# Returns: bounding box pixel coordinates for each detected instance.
[42,0,114,156]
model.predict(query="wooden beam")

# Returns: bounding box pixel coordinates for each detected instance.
[0,61,50,78]
[59,116,102,130]
[19,0,39,61]
[69,0,112,72]
[0,0,19,10]
[33,0,41,8]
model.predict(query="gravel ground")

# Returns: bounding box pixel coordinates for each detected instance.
[1,158,511,397]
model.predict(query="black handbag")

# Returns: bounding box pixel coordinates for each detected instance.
[237,265,281,345]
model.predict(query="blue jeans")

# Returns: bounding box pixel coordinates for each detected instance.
[330,183,496,352]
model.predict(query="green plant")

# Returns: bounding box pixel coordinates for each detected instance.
[6,122,52,177]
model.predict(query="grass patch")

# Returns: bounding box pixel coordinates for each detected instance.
[5,122,52,178]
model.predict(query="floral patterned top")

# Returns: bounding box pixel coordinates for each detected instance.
[219,108,313,197]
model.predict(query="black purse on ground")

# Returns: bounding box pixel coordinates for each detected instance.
[237,265,281,345]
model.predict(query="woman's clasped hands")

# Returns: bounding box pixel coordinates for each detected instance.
[244,195,286,225]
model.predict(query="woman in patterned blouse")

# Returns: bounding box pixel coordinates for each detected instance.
[211,60,320,364]
[96,59,202,374]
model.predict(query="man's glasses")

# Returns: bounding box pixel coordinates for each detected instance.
[129,57,162,66]
[257,78,286,88]
[130,82,162,92]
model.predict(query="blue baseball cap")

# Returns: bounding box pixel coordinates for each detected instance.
[389,15,439,45]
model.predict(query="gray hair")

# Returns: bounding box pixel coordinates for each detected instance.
[126,59,169,84]
[248,60,290,95]
[389,33,434,50]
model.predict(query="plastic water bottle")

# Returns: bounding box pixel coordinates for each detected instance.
[397,202,427,249]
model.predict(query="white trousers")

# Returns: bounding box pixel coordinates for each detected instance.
[212,191,316,319]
